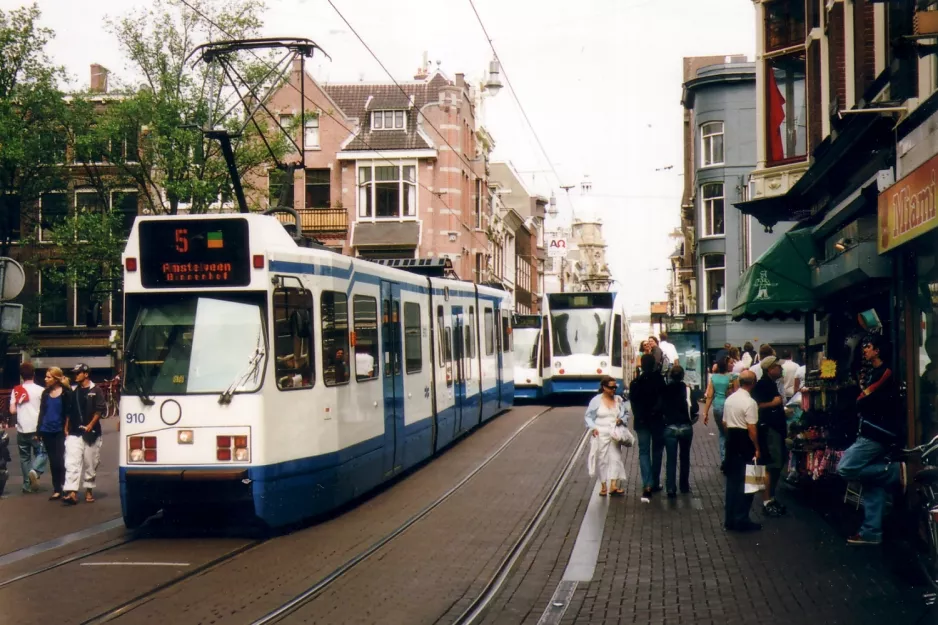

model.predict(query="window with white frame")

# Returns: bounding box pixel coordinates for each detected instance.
[75,189,105,241]
[279,114,297,153]
[358,162,416,219]
[304,116,320,150]
[38,268,68,327]
[372,110,405,130]
[701,182,725,237]
[39,192,68,242]
[111,190,138,238]
[701,122,724,167]
[702,254,726,313]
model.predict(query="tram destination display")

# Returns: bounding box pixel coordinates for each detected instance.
[139,218,251,288]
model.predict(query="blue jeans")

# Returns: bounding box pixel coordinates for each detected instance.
[17,432,47,491]
[713,406,726,462]
[837,436,899,541]
[664,424,693,493]
[636,426,664,490]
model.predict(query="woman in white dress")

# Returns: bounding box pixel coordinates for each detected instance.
[585,376,630,496]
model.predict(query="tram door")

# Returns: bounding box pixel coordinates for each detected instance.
[381,281,405,475]
[451,306,467,435]
[494,308,504,408]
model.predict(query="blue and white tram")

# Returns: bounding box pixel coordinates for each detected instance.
[541,292,630,395]
[118,214,513,529]
[512,315,544,399]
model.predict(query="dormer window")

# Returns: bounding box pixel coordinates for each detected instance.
[372,110,405,130]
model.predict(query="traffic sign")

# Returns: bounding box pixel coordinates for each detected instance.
[0,257,25,300]
[0,302,23,333]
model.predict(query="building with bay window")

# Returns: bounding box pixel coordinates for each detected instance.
[677,54,801,358]
[264,58,497,280]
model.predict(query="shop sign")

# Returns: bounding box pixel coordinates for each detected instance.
[878,153,938,253]
[546,236,568,258]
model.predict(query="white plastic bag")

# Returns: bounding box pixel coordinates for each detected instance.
[612,424,635,447]
[744,462,766,494]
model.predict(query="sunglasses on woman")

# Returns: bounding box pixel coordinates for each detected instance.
[605,384,617,390]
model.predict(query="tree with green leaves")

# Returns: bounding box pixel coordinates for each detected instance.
[82,0,293,215]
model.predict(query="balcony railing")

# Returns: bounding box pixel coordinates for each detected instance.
[276,207,348,235]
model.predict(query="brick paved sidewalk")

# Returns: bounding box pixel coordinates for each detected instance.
[482,415,933,625]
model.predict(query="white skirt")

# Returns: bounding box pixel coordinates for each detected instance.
[587,414,628,483]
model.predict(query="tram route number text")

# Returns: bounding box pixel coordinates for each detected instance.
[126,413,146,424]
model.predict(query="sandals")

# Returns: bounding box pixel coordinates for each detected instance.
[62,494,79,506]
[85,493,96,503]
[598,484,608,497]
[49,493,62,501]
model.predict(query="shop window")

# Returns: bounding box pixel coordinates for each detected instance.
[321,291,349,386]
[305,169,331,209]
[765,0,805,52]
[700,122,724,167]
[766,52,807,165]
[273,285,314,389]
[353,295,379,381]
[702,254,726,313]
[484,308,495,355]
[701,183,725,237]
[404,302,421,373]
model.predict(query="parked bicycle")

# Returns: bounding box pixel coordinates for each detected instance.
[102,375,121,419]
[904,433,938,591]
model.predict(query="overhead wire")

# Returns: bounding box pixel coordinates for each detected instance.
[176,0,493,253]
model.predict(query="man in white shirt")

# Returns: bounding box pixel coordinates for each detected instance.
[780,349,799,400]
[9,362,47,493]
[722,370,762,532]
[748,343,775,381]
[658,332,680,368]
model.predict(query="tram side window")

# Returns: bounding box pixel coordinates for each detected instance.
[404,302,421,374]
[273,286,315,390]
[467,306,476,359]
[321,291,350,386]
[437,305,446,367]
[353,295,379,382]
[484,308,494,355]
[444,326,453,387]
[612,314,622,367]
[501,313,511,353]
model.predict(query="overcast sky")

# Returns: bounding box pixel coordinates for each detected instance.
[8,0,756,316]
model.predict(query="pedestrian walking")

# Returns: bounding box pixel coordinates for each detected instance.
[584,376,629,496]
[0,429,10,497]
[658,332,680,368]
[837,335,906,546]
[630,353,666,501]
[723,370,762,531]
[9,362,48,493]
[646,336,665,374]
[62,363,107,505]
[704,357,736,468]
[752,356,787,517]
[661,365,697,497]
[36,367,75,500]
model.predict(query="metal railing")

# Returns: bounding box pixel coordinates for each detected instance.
[276,207,348,234]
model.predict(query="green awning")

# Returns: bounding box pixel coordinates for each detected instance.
[732,228,817,321]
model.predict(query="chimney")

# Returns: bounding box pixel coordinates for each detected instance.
[90,64,109,94]
[455,73,465,89]
[414,51,429,80]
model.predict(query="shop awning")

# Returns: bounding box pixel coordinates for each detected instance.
[732,228,817,321]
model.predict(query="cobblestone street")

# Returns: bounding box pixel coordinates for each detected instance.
[482,414,934,625]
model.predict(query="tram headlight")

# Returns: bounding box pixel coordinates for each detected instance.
[600,361,608,368]
[234,448,250,462]
[177,430,194,445]
[554,361,561,368]
[130,449,145,462]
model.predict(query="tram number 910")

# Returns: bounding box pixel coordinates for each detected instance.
[126,413,146,424]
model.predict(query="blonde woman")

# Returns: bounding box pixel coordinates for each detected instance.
[585,376,629,496]
[35,367,75,500]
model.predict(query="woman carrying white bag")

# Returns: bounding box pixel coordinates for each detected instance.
[585,376,634,496]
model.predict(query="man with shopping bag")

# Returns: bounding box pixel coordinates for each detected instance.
[723,370,762,531]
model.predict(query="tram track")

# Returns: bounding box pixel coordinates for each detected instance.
[0,535,135,590]
[249,405,586,625]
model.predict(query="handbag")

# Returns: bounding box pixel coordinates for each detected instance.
[612,424,635,447]
[744,461,766,494]
[686,385,699,425]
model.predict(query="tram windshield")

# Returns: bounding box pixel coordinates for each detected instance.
[124,294,267,395]
[551,309,610,357]
[513,328,540,368]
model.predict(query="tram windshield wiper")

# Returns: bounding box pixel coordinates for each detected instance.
[124,351,156,406]
[218,331,265,405]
